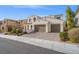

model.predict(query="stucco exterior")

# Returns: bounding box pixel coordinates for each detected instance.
[75,13,79,27]
[0,19,27,32]
[0,15,64,33]
[0,19,18,32]
[25,15,64,33]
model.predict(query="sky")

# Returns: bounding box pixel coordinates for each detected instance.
[0,5,78,20]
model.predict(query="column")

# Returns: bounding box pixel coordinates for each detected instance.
[60,23,64,32]
[46,23,49,32]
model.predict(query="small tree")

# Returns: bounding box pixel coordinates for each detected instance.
[66,6,75,30]
[11,28,16,33]
[16,29,22,34]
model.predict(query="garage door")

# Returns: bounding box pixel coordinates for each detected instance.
[51,24,60,32]
[35,25,46,32]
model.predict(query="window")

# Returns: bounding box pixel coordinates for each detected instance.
[56,16,61,19]
[75,18,78,24]
[2,27,4,30]
[33,17,36,22]
[18,22,20,24]
[4,21,6,23]
[29,19,31,22]
[21,20,23,22]
[31,25,32,29]
[27,25,29,30]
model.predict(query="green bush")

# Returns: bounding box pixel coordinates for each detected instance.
[4,32,13,35]
[11,28,16,33]
[16,29,22,34]
[59,32,68,41]
[11,28,22,34]
[68,28,79,43]
[16,29,19,34]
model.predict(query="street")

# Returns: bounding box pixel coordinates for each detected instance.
[0,37,63,54]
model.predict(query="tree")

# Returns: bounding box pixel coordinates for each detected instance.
[11,27,16,33]
[66,6,75,30]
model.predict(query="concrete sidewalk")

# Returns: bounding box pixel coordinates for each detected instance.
[0,34,79,54]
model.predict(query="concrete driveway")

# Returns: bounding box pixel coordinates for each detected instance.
[22,32,60,41]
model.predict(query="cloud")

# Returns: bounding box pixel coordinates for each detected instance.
[11,5,45,9]
[11,5,54,10]
[11,5,62,11]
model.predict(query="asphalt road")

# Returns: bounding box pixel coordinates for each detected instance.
[0,37,63,54]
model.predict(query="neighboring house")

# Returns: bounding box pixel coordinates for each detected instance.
[75,12,79,27]
[75,6,79,27]
[0,19,27,32]
[25,14,64,33]
[0,21,2,32]
[18,20,27,32]
[0,19,18,32]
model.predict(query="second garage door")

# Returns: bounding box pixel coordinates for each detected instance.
[51,24,60,32]
[35,25,46,32]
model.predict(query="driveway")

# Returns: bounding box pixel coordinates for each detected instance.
[0,37,62,54]
[22,32,60,41]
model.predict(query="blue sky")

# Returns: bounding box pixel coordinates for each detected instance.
[0,5,77,20]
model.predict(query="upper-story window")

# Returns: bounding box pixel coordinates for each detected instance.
[56,16,61,19]
[29,19,31,22]
[2,27,4,30]
[18,22,20,24]
[4,21,6,23]
[33,17,36,22]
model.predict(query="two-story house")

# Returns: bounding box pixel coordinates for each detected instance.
[25,14,64,33]
[0,19,18,32]
[0,19,27,33]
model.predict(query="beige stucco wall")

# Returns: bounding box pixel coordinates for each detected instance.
[0,20,17,32]
[24,15,64,33]
[32,18,64,32]
[75,13,79,26]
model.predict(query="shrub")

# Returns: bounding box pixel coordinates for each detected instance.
[68,28,79,43]
[4,32,13,35]
[4,32,8,35]
[59,32,68,41]
[16,29,22,34]
[17,33,23,36]
[11,28,16,33]
[23,32,27,34]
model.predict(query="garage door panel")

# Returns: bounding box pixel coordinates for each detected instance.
[51,24,60,32]
[35,25,46,32]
